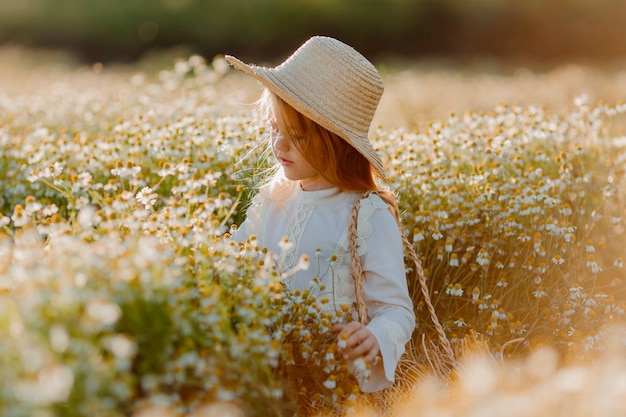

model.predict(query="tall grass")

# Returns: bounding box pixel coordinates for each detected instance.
[0,50,624,416]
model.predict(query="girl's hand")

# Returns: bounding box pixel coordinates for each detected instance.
[333,322,380,364]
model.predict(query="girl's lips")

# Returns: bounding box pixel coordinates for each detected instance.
[278,157,293,166]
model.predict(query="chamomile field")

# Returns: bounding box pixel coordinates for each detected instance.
[1,46,625,416]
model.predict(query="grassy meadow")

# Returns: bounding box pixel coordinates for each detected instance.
[0,46,625,416]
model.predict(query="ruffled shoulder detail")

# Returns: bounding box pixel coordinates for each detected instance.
[244,179,296,240]
[337,193,389,256]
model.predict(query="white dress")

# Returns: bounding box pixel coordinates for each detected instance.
[232,181,415,392]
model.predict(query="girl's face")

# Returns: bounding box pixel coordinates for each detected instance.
[270,127,332,191]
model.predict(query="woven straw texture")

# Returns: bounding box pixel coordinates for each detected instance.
[225,36,386,179]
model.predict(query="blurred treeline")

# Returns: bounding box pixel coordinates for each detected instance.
[1,0,625,64]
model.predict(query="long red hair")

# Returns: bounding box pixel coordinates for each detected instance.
[258,89,401,224]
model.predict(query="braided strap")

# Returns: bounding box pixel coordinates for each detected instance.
[401,234,456,363]
[348,191,373,324]
[348,191,456,368]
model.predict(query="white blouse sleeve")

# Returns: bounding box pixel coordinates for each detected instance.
[356,195,416,392]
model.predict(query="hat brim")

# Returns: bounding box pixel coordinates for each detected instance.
[225,56,348,142]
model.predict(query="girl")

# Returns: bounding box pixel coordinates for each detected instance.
[226,36,415,393]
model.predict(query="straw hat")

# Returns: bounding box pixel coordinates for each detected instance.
[225,36,386,179]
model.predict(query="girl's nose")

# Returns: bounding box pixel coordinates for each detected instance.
[272,131,289,151]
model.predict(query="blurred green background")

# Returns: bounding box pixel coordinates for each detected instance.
[1,0,625,65]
